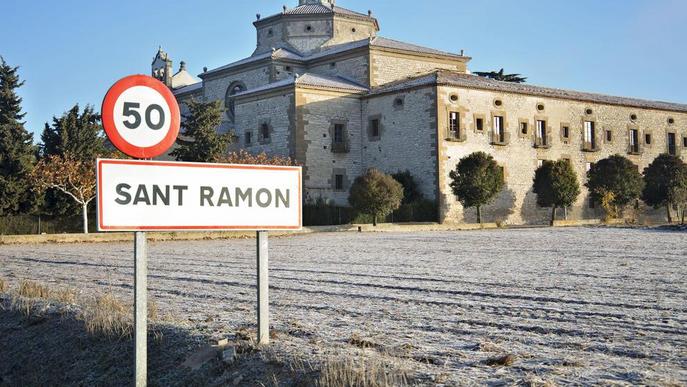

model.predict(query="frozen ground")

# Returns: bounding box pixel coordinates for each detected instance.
[1,227,686,385]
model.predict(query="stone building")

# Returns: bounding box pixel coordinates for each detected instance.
[154,0,687,224]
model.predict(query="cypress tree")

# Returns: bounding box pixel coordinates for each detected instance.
[0,57,36,215]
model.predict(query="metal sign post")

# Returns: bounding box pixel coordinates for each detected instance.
[100,74,301,386]
[257,231,269,344]
[134,231,148,387]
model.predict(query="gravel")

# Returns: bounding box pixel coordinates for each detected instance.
[1,227,686,385]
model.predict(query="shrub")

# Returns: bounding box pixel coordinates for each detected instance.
[586,155,643,218]
[642,154,687,223]
[348,169,404,226]
[533,159,580,225]
[78,293,133,339]
[317,356,408,387]
[449,152,505,224]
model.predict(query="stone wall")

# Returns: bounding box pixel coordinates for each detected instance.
[297,88,363,205]
[370,51,466,87]
[362,86,438,201]
[234,90,295,158]
[327,17,377,47]
[308,54,368,86]
[436,85,687,225]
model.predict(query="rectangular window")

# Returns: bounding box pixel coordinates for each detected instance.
[563,126,570,139]
[645,133,652,145]
[370,119,380,138]
[629,129,640,153]
[449,112,460,139]
[668,133,677,155]
[261,123,270,140]
[535,120,547,146]
[521,122,528,135]
[334,124,344,143]
[493,116,505,142]
[475,117,484,131]
[537,159,544,168]
[245,131,252,145]
[683,136,687,148]
[606,130,612,142]
[335,174,344,191]
[584,121,596,150]
[585,162,592,172]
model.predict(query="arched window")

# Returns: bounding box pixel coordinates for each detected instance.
[225,81,246,122]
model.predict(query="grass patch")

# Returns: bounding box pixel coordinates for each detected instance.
[78,293,133,339]
[18,280,50,299]
[348,333,382,350]
[317,356,408,387]
[0,278,7,293]
[51,288,77,304]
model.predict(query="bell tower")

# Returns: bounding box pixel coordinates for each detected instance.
[151,47,173,87]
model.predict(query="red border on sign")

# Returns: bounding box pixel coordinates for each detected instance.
[101,75,181,159]
[97,159,302,231]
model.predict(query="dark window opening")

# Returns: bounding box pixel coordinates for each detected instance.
[335,174,344,191]
[563,126,570,138]
[475,118,484,131]
[683,136,687,148]
[668,133,677,155]
[370,119,380,138]
[245,131,252,145]
[393,97,404,108]
[494,99,502,107]
[537,104,545,111]
[261,123,270,140]
[630,114,638,121]
[449,112,460,139]
[521,122,528,135]
[586,108,593,115]
[645,133,652,145]
[334,124,344,143]
[629,129,640,153]
[606,130,612,142]
[306,25,312,32]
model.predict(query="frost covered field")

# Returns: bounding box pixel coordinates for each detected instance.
[1,227,686,385]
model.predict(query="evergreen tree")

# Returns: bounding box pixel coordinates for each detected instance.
[0,57,36,215]
[586,154,644,218]
[171,99,231,162]
[449,152,505,224]
[40,104,106,161]
[349,169,404,226]
[641,154,687,223]
[532,159,581,225]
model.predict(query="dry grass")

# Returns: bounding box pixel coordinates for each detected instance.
[0,278,7,293]
[317,356,408,387]
[10,296,36,318]
[50,287,77,304]
[18,280,50,299]
[348,333,382,350]
[79,293,133,339]
[484,354,517,367]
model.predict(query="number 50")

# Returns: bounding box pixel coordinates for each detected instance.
[122,102,165,130]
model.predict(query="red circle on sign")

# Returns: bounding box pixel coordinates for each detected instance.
[101,74,180,159]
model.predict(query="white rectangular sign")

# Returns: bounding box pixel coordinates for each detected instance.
[96,159,302,231]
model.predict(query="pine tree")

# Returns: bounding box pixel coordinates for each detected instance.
[171,99,231,162]
[0,57,36,215]
[40,104,107,161]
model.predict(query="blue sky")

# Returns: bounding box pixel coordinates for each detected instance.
[2,0,686,142]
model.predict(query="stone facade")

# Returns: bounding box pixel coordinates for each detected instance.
[158,0,687,224]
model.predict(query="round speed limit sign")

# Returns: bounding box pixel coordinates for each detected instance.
[102,74,180,159]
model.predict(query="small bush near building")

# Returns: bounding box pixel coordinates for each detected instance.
[586,155,644,219]
[642,154,687,223]
[532,159,580,225]
[449,152,505,224]
[348,169,404,226]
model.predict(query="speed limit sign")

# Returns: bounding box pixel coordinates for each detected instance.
[102,74,180,159]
